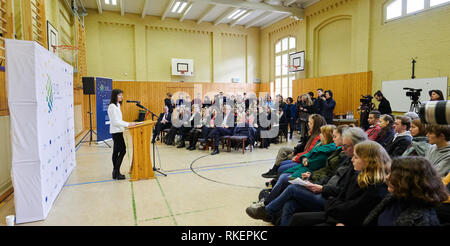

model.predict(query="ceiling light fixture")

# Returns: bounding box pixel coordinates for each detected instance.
[233,10,247,20]
[228,9,242,19]
[177,2,188,13]
[171,1,181,13]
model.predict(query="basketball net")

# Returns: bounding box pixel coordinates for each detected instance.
[52,45,78,66]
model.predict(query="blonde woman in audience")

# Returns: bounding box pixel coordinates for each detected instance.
[363,157,448,226]
[289,140,390,226]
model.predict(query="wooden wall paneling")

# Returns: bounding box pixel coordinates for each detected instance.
[0,0,15,116]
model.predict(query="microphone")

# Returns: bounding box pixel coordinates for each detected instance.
[127,100,141,104]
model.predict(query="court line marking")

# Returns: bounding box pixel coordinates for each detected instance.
[130,182,138,226]
[63,159,273,187]
[155,177,177,226]
[138,206,226,223]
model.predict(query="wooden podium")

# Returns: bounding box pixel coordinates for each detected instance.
[128,120,157,181]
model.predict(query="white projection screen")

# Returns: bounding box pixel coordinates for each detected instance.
[6,40,76,224]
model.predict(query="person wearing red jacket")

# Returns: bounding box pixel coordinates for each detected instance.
[366,111,382,141]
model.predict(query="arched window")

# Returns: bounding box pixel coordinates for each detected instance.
[384,0,449,22]
[273,36,296,99]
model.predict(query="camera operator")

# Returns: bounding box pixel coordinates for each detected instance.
[374,90,392,115]
[359,95,376,131]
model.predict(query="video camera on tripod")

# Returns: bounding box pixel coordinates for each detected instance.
[403,88,423,113]
[360,95,374,104]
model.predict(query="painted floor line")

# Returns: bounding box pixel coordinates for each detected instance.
[156,177,177,226]
[139,206,226,223]
[64,159,274,187]
[130,182,138,226]
[162,158,275,173]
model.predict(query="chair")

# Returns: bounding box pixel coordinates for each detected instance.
[229,136,252,154]
[161,128,170,143]
[220,136,231,152]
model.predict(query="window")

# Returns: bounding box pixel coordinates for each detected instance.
[274,37,295,99]
[431,0,450,6]
[385,0,450,22]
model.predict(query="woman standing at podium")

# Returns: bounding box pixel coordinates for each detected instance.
[108,89,136,180]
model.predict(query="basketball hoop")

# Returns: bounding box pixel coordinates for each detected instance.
[286,65,300,73]
[52,45,78,66]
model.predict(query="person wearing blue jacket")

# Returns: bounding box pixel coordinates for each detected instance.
[320,90,336,124]
[284,97,298,139]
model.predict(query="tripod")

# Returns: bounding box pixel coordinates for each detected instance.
[132,103,167,177]
[76,94,111,148]
[409,100,421,114]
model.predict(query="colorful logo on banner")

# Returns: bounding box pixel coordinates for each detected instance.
[96,77,113,142]
[46,75,54,113]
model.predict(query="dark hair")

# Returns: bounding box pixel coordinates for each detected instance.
[167,92,172,97]
[287,97,294,103]
[428,90,444,101]
[374,90,384,98]
[396,116,411,131]
[380,114,394,136]
[369,110,381,119]
[110,89,124,105]
[306,114,327,150]
[426,124,450,141]
[411,119,427,136]
[317,88,324,92]
[325,90,333,98]
[308,92,314,98]
[389,157,448,206]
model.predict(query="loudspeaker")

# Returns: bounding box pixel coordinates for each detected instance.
[82,77,95,95]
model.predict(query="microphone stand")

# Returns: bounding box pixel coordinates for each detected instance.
[131,102,167,177]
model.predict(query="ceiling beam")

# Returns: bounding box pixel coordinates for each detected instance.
[141,0,150,18]
[197,4,218,24]
[180,2,194,22]
[161,0,176,20]
[119,0,125,16]
[214,7,238,26]
[245,11,274,29]
[190,0,304,19]
[284,0,298,6]
[229,10,254,27]
[95,0,102,14]
[260,13,290,29]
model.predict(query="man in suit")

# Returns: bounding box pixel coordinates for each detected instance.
[385,116,412,157]
[152,106,172,143]
[165,93,174,113]
[208,105,236,155]
[313,88,324,115]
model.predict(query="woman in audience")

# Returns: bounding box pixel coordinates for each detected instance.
[363,157,448,226]
[401,119,430,157]
[247,125,337,215]
[375,114,395,147]
[261,114,327,178]
[246,127,368,226]
[425,124,450,177]
[288,140,390,226]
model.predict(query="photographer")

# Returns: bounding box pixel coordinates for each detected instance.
[374,91,392,115]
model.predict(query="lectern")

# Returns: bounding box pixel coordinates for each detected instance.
[128,121,157,181]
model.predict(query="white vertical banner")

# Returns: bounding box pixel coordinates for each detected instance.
[6,40,76,224]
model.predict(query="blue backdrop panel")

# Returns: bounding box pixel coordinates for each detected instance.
[96,77,113,142]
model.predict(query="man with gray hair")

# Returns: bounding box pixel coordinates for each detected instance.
[246,127,369,225]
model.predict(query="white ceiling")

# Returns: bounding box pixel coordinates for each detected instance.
[78,0,321,29]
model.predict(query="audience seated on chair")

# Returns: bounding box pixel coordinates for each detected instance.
[246,127,368,226]
[363,156,447,226]
[288,140,390,226]
[207,105,236,155]
[375,114,395,148]
[366,111,382,141]
[152,106,172,143]
[401,119,430,157]
[425,124,450,177]
[384,116,412,157]
[261,114,327,179]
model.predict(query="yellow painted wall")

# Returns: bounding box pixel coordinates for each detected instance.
[369,0,450,99]
[260,0,449,102]
[84,10,261,83]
